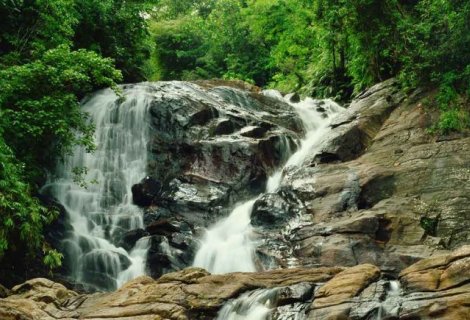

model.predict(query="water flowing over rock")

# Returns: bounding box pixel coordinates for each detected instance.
[9,79,469,319]
[42,86,154,291]
[40,81,306,289]
[192,95,344,274]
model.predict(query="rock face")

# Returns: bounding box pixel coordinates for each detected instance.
[256,79,470,275]
[137,81,302,278]
[1,247,469,319]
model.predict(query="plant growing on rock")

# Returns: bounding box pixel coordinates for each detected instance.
[413,199,441,237]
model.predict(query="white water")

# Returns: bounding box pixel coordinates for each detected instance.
[43,86,152,290]
[193,94,343,274]
[217,288,279,320]
[193,199,258,273]
[116,236,151,287]
[376,280,402,320]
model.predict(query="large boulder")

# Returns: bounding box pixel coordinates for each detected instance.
[123,81,304,276]
[131,176,162,207]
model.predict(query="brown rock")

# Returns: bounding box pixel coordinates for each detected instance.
[0,267,342,320]
[312,264,380,308]
[400,245,470,292]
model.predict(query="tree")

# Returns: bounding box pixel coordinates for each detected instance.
[73,0,152,82]
[0,45,122,180]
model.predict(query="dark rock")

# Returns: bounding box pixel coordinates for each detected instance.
[131,176,162,207]
[141,82,304,242]
[358,174,396,209]
[240,126,268,138]
[289,93,301,103]
[277,282,314,305]
[311,152,341,164]
[0,284,9,298]
[146,219,179,236]
[213,119,236,135]
[119,229,149,251]
[146,236,172,278]
[188,106,219,126]
[143,206,173,226]
[252,193,295,229]
[145,234,196,279]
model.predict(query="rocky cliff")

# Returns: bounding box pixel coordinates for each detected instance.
[1,79,469,319]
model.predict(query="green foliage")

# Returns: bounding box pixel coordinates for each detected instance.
[72,0,152,82]
[0,0,78,64]
[0,45,122,175]
[151,16,208,80]
[398,0,470,133]
[149,0,469,121]
[0,137,57,259]
[43,248,63,272]
[0,0,150,272]
[147,0,404,97]
[0,0,151,81]
[414,199,440,237]
[420,217,439,237]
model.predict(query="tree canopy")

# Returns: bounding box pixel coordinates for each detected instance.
[148,0,469,133]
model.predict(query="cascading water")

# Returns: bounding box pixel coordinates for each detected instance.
[43,85,153,291]
[217,286,310,320]
[376,280,402,319]
[217,288,279,320]
[193,93,344,274]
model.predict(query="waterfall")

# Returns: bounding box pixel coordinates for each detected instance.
[217,288,279,320]
[376,280,402,319]
[193,94,344,273]
[193,199,258,273]
[43,85,152,291]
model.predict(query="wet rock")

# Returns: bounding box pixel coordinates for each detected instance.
[188,106,219,126]
[146,82,302,206]
[119,228,149,251]
[0,284,9,298]
[276,282,314,305]
[251,193,295,229]
[213,118,237,135]
[312,78,405,164]
[146,219,180,236]
[289,93,301,103]
[240,125,268,138]
[143,206,173,226]
[132,176,162,207]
